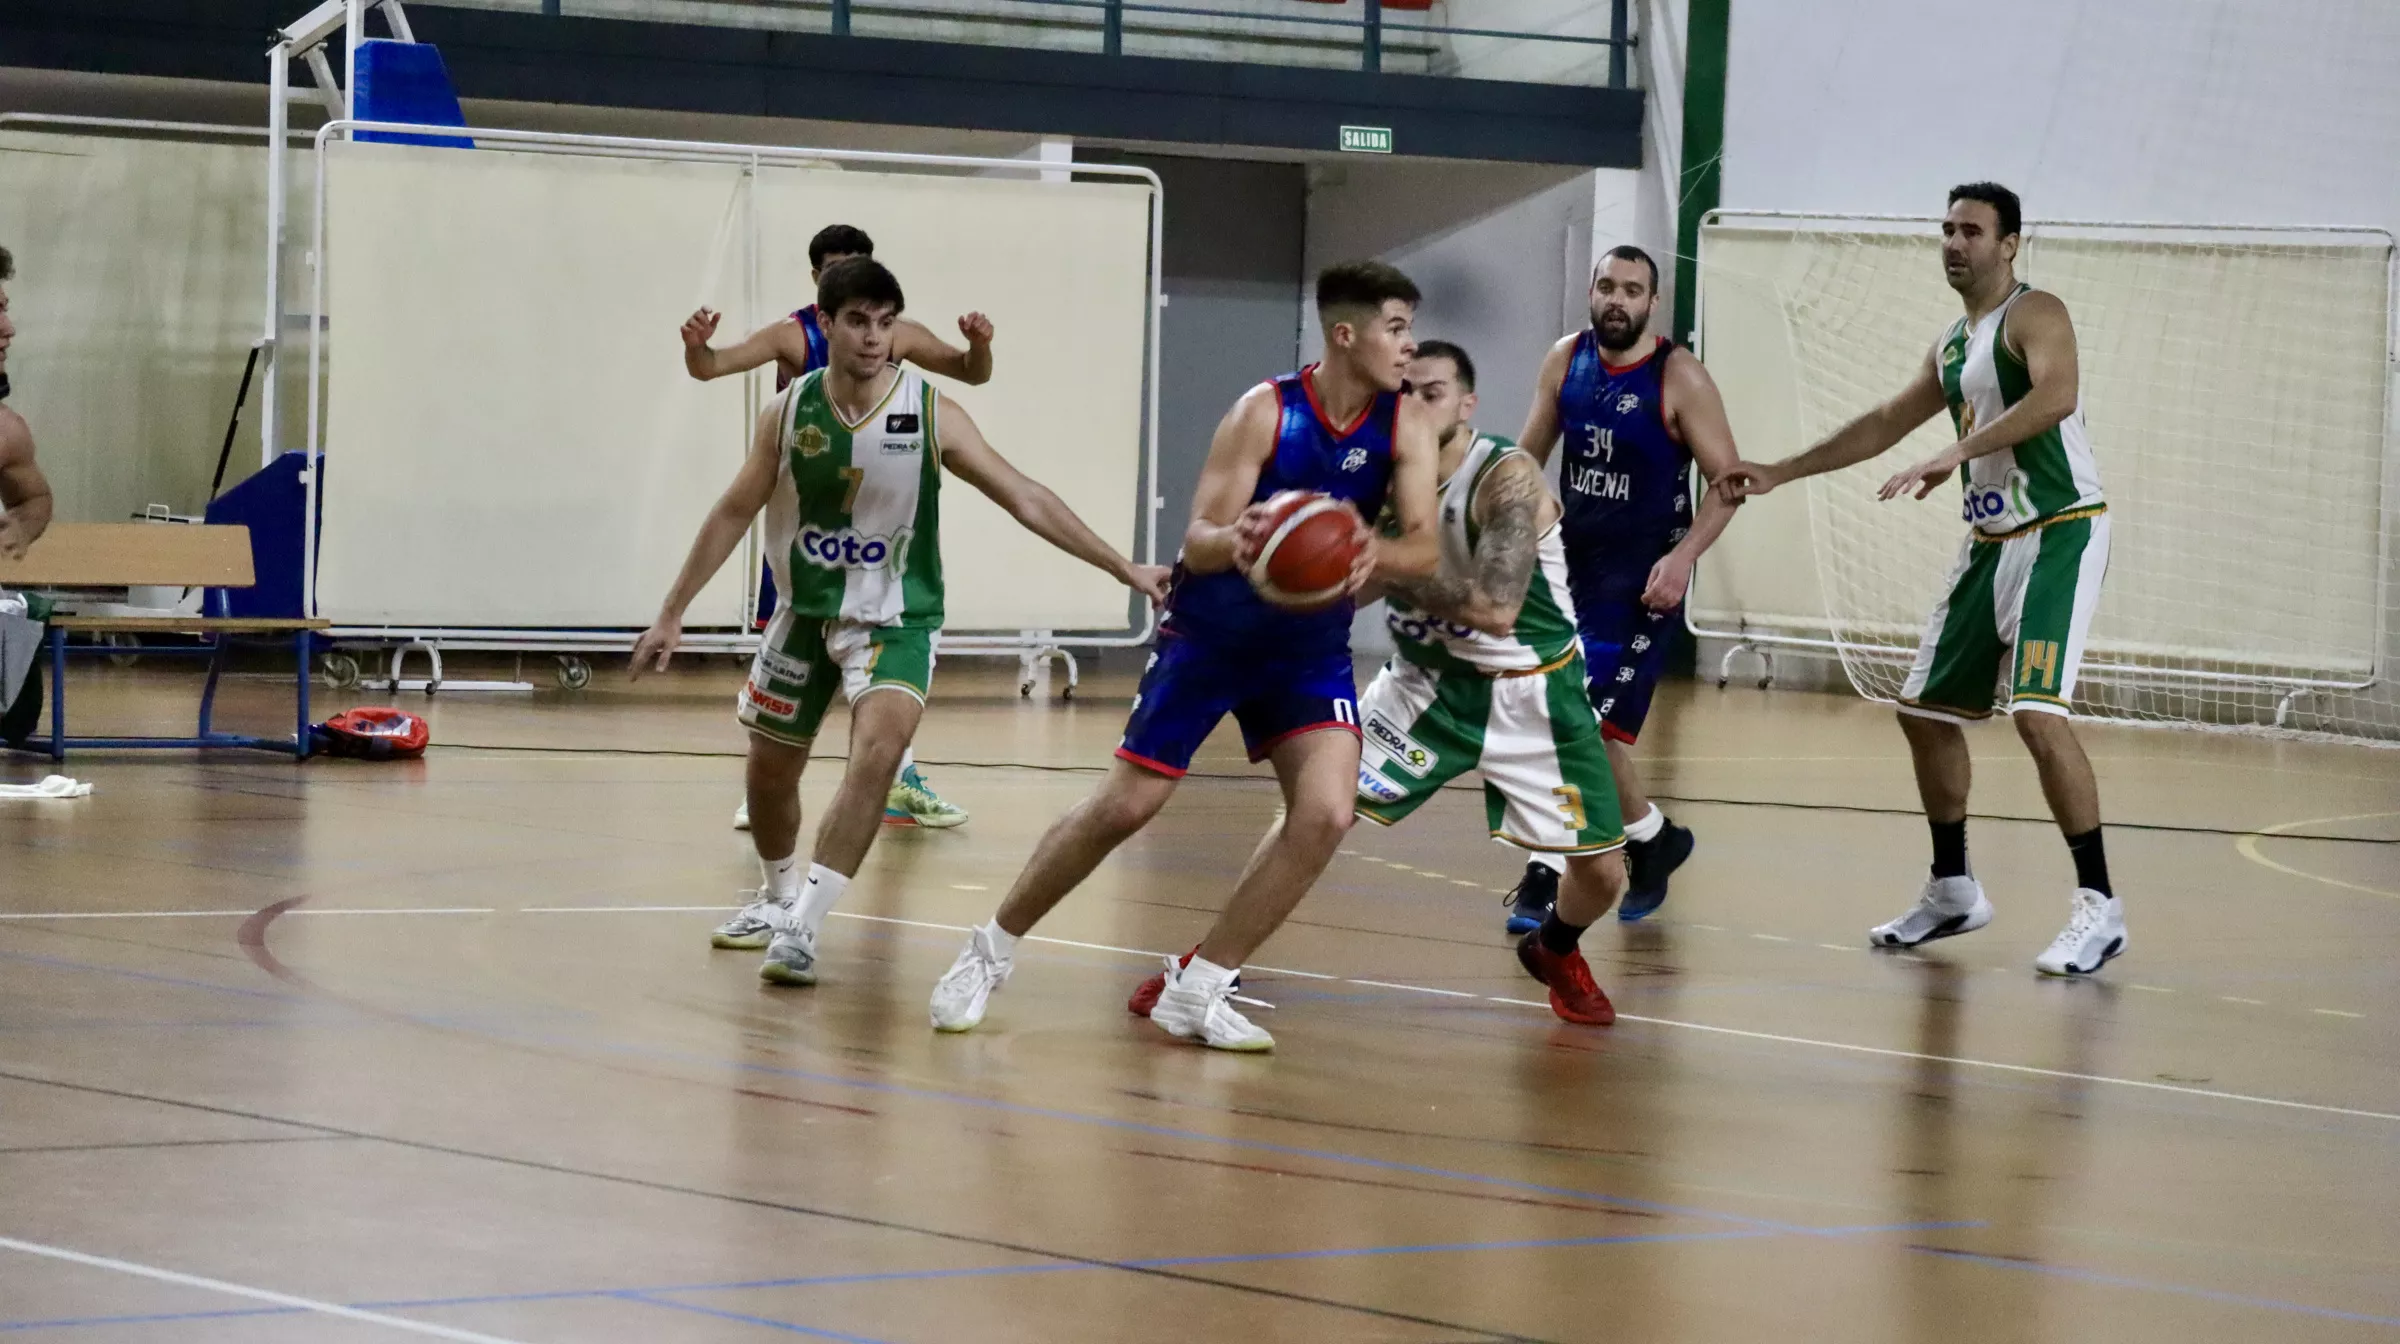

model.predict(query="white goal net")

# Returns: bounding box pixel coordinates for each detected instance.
[1697,215,2397,742]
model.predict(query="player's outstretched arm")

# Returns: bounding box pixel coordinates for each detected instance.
[1514,335,1576,466]
[893,315,995,386]
[1722,351,1946,501]
[1368,395,1444,583]
[1878,291,2079,501]
[935,394,1170,605]
[630,400,784,678]
[680,309,804,382]
[1643,349,1744,609]
[1181,386,1281,576]
[0,408,52,560]
[1384,452,1545,637]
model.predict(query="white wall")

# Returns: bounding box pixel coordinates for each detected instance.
[1722,0,2400,235]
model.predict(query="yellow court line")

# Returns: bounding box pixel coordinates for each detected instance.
[2232,810,2400,901]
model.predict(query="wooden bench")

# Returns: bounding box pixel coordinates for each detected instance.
[0,523,329,760]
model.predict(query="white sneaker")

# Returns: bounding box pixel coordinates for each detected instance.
[1149,961,1273,1052]
[1869,875,1992,949]
[929,926,1013,1032]
[733,800,751,831]
[2035,887,2127,976]
[759,925,819,985]
[711,889,788,950]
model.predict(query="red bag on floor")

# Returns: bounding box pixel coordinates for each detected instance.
[312,707,430,760]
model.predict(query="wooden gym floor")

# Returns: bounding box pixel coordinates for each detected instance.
[2,659,2396,1342]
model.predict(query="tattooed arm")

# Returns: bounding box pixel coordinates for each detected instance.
[1382,453,1548,638]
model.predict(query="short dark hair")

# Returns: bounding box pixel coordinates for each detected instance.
[816,256,905,320]
[0,246,12,282]
[1597,244,1659,292]
[1316,260,1419,317]
[1413,339,1475,392]
[1948,182,2022,239]
[808,224,875,271]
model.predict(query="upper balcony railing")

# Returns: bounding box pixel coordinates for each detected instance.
[419,1,1638,88]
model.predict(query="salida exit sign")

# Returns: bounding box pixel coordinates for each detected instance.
[1339,125,1393,154]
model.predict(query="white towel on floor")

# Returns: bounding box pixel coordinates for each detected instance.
[0,775,91,800]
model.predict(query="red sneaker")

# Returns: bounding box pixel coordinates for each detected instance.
[1127,947,1200,1016]
[1515,932,1615,1025]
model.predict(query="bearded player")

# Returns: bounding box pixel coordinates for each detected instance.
[927,261,1442,1051]
[1722,183,2123,976]
[1505,246,1746,933]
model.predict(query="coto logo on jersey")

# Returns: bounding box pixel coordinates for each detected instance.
[1357,766,1407,805]
[1960,469,2030,526]
[797,525,910,571]
[1364,712,1437,777]
[1341,446,1370,472]
[1615,393,1641,414]
[1387,610,1477,645]
[795,424,830,458]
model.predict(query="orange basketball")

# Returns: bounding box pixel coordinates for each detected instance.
[1247,490,1365,611]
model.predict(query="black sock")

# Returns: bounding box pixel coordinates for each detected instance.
[1929,818,1969,880]
[1537,911,1588,955]
[2065,827,2112,897]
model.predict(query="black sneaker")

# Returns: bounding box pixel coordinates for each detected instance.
[1502,860,1559,935]
[1618,820,1694,922]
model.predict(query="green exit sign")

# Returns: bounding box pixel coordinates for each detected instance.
[1339,125,1393,154]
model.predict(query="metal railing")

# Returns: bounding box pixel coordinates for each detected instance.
[475,0,1637,86]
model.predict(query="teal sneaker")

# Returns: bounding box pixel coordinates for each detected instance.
[886,764,968,829]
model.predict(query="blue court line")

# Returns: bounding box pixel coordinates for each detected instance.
[613,1292,897,1343]
[0,949,297,1003]
[0,1222,1945,1333]
[1909,1246,2400,1329]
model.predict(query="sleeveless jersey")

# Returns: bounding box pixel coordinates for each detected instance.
[761,366,944,628]
[1386,433,1579,676]
[774,305,831,392]
[1164,365,1399,654]
[1554,332,1692,567]
[1938,284,2104,535]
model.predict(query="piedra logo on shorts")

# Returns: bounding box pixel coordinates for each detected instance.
[798,525,911,572]
[1364,711,1436,778]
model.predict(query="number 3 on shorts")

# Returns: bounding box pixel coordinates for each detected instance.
[1552,783,1587,830]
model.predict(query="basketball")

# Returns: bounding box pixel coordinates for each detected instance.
[1246,489,1365,610]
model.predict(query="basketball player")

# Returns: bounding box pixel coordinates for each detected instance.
[680,223,992,830]
[1720,183,2124,975]
[1354,340,1630,1023]
[1505,246,1746,932]
[0,247,53,561]
[927,261,1442,1050]
[633,258,1167,985]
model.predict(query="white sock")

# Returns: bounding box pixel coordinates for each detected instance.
[796,863,851,935]
[980,920,1019,959]
[1527,850,1565,875]
[761,853,802,904]
[1179,955,1237,993]
[1624,804,1666,844]
[895,747,915,783]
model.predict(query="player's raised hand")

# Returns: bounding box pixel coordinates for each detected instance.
[958,312,995,347]
[1124,563,1172,607]
[628,616,682,681]
[1641,552,1693,611]
[1716,460,1780,502]
[680,308,721,351]
[1878,453,1956,502]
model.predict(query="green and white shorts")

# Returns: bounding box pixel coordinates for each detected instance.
[1901,509,2110,723]
[1354,653,1626,855]
[737,610,936,747]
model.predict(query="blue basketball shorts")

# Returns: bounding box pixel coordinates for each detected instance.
[1570,567,1680,745]
[1116,629,1360,777]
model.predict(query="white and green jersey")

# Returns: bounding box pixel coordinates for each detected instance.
[761,365,945,628]
[1386,434,1580,676]
[1937,283,2104,536]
